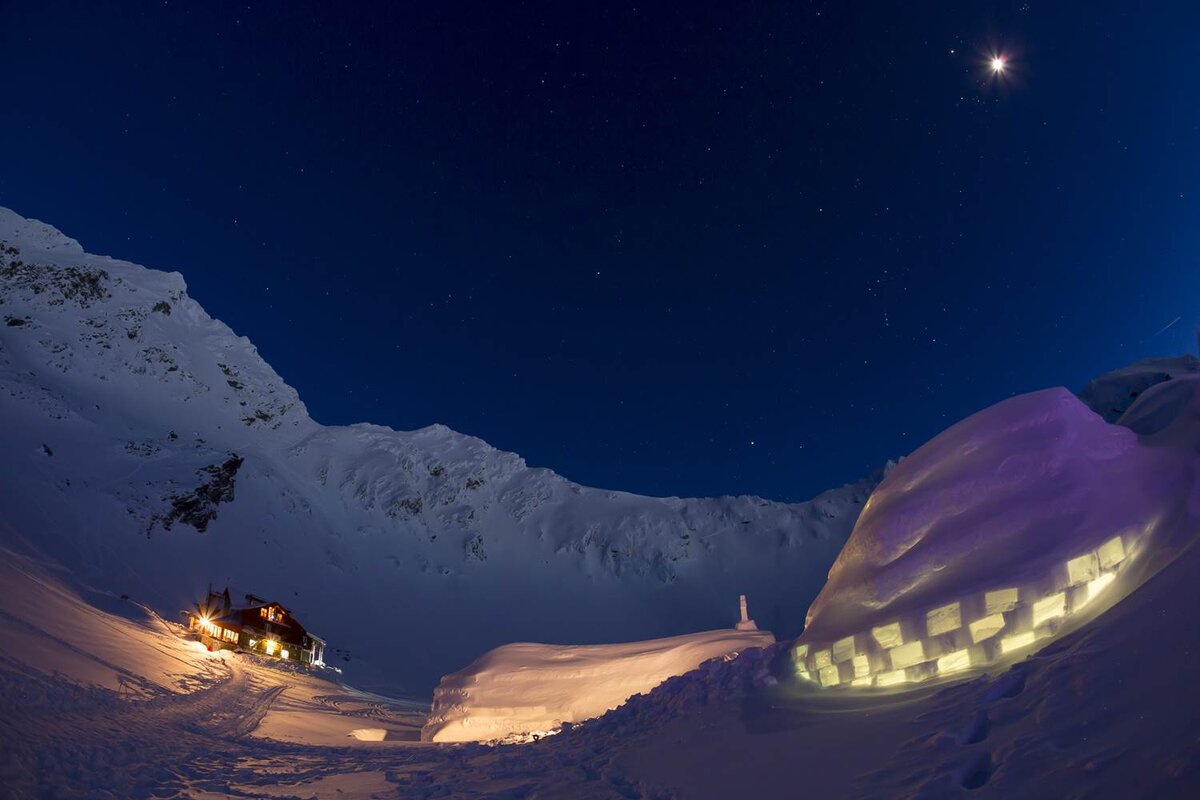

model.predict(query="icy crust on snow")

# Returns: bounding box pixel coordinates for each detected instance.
[0,206,873,693]
[792,380,1200,689]
[421,628,775,743]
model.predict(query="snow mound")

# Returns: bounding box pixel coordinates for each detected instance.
[791,381,1200,688]
[422,627,774,742]
[1078,354,1200,423]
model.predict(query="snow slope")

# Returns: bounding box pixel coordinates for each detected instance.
[422,627,774,743]
[0,206,875,694]
[0,542,431,798]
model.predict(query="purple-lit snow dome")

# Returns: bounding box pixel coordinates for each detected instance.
[788,378,1200,690]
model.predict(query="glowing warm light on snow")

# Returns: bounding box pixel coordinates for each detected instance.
[1032,593,1067,627]
[937,649,972,674]
[832,636,857,663]
[969,613,1006,644]
[818,664,841,687]
[799,533,1142,692]
[349,728,388,742]
[926,602,962,636]
[1088,572,1116,601]
[852,654,872,678]
[985,588,1019,615]
[875,669,908,687]
[1066,552,1100,586]
[1098,536,1126,569]
[871,622,904,649]
[1000,631,1037,653]
[888,640,926,670]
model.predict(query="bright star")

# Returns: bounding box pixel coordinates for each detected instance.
[990,55,1007,74]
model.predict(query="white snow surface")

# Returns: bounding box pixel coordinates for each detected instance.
[422,627,774,743]
[0,206,875,694]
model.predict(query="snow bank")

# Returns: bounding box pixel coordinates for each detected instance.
[422,628,774,742]
[791,379,1200,688]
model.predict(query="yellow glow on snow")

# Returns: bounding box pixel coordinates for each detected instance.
[871,622,904,649]
[797,532,1144,693]
[1098,536,1126,569]
[1000,631,1037,653]
[937,649,972,674]
[1066,552,1100,586]
[1088,572,1116,601]
[875,669,908,687]
[985,588,1019,614]
[968,613,1006,644]
[818,665,841,687]
[852,654,871,678]
[888,640,926,670]
[926,602,962,636]
[1032,592,1067,627]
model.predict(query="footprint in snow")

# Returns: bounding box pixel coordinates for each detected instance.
[958,750,993,790]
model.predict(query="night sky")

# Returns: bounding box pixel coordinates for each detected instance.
[2,2,1197,502]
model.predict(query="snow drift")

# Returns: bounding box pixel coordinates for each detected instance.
[421,627,774,743]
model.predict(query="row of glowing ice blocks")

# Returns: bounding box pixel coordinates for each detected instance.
[794,535,1127,688]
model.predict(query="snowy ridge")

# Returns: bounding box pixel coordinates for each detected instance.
[421,627,774,743]
[0,206,876,694]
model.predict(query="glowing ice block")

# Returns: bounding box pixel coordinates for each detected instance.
[968,613,1006,643]
[985,588,1019,614]
[936,648,972,674]
[792,643,809,661]
[1066,552,1100,586]
[812,649,832,669]
[852,654,871,678]
[851,676,873,687]
[1032,592,1066,627]
[1000,630,1037,653]
[1088,572,1115,601]
[1097,536,1126,569]
[888,640,926,670]
[832,636,857,663]
[818,665,840,687]
[875,669,907,687]
[872,622,904,649]
[926,602,962,636]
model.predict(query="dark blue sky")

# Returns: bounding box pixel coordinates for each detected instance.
[2,2,1197,502]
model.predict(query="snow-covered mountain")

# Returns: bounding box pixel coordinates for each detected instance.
[0,206,878,694]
